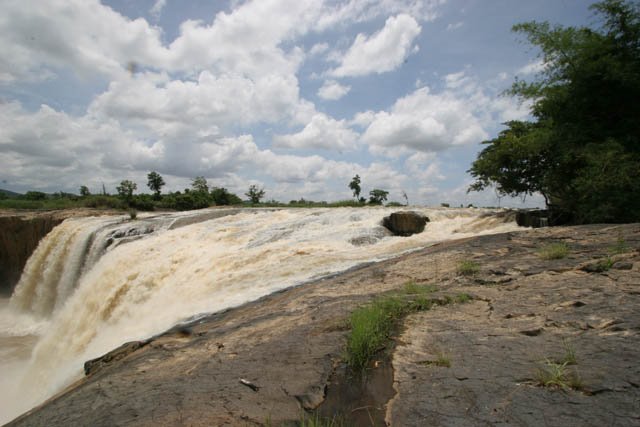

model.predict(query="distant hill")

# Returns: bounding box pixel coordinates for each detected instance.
[0,189,21,197]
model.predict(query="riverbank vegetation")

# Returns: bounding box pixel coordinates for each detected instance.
[468,0,640,224]
[0,172,404,212]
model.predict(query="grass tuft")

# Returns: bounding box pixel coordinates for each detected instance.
[538,242,570,260]
[609,233,629,255]
[346,296,406,370]
[346,286,473,370]
[457,260,480,276]
[561,339,577,365]
[298,412,346,427]
[536,359,583,390]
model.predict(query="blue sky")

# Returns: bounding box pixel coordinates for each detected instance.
[0,0,595,206]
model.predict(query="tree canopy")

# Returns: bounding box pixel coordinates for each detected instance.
[468,0,640,224]
[349,175,361,200]
[245,185,265,204]
[147,171,165,199]
[116,180,137,201]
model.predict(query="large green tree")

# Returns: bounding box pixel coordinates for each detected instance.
[469,0,640,223]
[147,171,165,200]
[348,175,361,200]
[116,180,137,202]
[245,184,265,204]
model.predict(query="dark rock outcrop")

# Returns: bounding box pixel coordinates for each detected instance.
[382,211,430,236]
[516,209,550,228]
[0,215,63,295]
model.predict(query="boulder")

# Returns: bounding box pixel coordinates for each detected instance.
[382,211,429,236]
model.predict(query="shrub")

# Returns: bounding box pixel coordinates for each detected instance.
[24,191,47,200]
[128,194,155,211]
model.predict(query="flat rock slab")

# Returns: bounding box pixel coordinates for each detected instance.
[388,225,640,427]
[8,224,640,426]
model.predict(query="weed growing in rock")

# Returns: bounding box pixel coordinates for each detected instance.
[346,296,406,370]
[538,242,569,260]
[128,209,138,220]
[403,281,437,295]
[591,257,615,272]
[420,350,452,368]
[346,287,472,370]
[298,412,346,427]
[561,339,577,365]
[609,233,629,255]
[454,293,472,303]
[457,260,480,276]
[536,359,583,390]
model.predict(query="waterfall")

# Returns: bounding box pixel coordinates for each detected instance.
[0,207,520,424]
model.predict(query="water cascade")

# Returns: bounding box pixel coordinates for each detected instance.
[0,207,521,424]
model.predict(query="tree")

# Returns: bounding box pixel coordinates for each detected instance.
[211,187,242,205]
[348,175,361,200]
[147,171,165,200]
[79,185,90,197]
[468,0,640,224]
[116,180,137,202]
[245,184,265,204]
[191,176,209,194]
[368,189,389,205]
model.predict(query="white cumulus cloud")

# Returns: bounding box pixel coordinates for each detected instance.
[328,14,421,77]
[317,80,351,100]
[273,113,359,151]
[150,0,167,21]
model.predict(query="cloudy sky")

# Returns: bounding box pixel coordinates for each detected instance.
[0,0,594,206]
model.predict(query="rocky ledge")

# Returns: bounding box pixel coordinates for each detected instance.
[8,224,640,426]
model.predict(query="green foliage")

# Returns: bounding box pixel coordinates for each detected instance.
[386,201,404,207]
[561,339,578,365]
[536,359,583,390]
[538,242,570,260]
[210,187,242,205]
[128,194,155,211]
[609,233,629,254]
[368,189,389,205]
[297,413,346,427]
[348,174,361,200]
[79,185,90,197]
[170,191,210,211]
[191,176,209,194]
[116,180,137,201]
[146,171,165,199]
[81,195,126,210]
[420,351,451,368]
[128,209,138,220]
[457,260,480,276]
[24,191,47,200]
[346,285,471,370]
[346,296,406,370]
[245,184,265,204]
[469,0,640,224]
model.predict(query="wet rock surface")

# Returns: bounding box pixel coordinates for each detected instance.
[8,223,640,426]
[382,211,430,236]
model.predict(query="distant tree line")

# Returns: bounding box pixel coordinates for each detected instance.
[0,170,411,211]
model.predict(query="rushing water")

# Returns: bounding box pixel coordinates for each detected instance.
[0,207,521,424]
